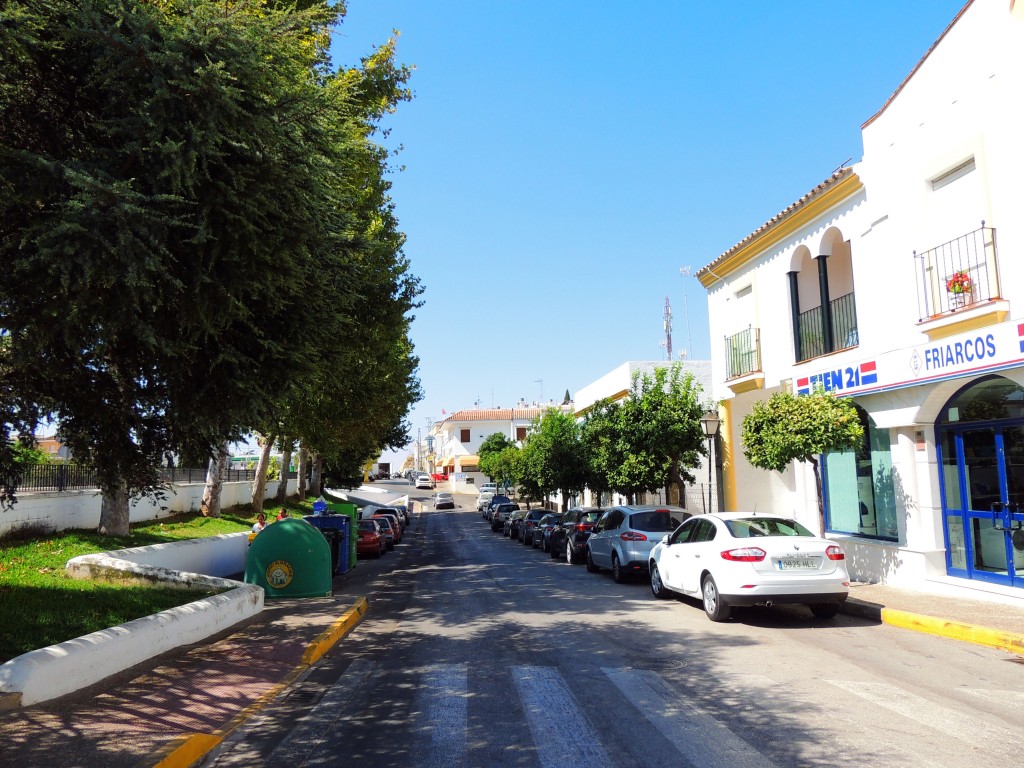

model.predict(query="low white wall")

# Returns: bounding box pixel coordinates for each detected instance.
[0,479,297,538]
[0,533,264,707]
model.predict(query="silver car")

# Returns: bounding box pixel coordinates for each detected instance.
[586,505,688,583]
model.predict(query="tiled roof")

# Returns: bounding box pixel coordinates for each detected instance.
[695,167,855,282]
[443,407,557,422]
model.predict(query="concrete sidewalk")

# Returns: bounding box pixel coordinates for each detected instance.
[843,581,1024,655]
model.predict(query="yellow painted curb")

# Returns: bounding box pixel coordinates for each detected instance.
[146,597,369,768]
[881,608,1024,655]
[301,596,369,666]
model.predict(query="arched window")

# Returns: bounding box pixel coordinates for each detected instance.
[823,405,897,540]
[937,376,1024,425]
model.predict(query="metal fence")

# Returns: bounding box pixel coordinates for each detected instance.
[915,223,999,319]
[10,463,259,493]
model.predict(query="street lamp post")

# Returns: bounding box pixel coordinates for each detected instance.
[700,409,721,513]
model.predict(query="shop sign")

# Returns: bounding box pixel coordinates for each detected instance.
[796,322,1024,397]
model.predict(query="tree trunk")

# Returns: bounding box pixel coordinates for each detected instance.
[251,433,275,515]
[275,439,292,504]
[296,441,308,499]
[201,441,229,518]
[810,457,826,536]
[98,477,130,536]
[309,453,323,497]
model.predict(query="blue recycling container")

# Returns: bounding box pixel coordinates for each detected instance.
[304,514,351,574]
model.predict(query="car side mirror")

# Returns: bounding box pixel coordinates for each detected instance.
[661,535,670,545]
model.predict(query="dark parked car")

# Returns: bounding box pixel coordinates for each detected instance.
[504,508,530,538]
[550,507,604,563]
[518,508,554,545]
[491,502,519,532]
[532,512,563,551]
[486,494,512,520]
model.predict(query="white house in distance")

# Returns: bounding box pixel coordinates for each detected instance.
[430,403,567,492]
[697,0,1024,604]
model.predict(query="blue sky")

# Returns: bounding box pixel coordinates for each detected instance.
[328,1,968,464]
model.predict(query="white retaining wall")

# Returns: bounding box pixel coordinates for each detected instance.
[0,478,297,537]
[0,533,263,707]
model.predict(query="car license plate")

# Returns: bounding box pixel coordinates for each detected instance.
[777,558,817,570]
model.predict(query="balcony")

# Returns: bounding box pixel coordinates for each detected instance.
[915,224,1000,320]
[796,291,859,363]
[724,326,763,393]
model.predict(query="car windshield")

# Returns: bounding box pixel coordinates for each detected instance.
[725,517,815,538]
[629,511,678,533]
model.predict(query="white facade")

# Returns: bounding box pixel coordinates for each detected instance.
[698,0,1024,604]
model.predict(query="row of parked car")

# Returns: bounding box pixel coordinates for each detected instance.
[478,496,851,622]
[355,504,413,559]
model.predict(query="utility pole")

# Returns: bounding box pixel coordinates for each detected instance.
[679,266,694,359]
[663,296,673,361]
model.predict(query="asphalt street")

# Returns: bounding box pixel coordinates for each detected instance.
[206,488,1024,768]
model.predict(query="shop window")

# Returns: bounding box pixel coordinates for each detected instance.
[823,406,898,541]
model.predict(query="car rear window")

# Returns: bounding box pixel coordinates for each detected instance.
[629,511,678,532]
[725,517,814,538]
[580,512,602,524]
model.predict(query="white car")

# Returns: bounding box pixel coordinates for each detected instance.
[479,482,498,495]
[476,491,495,512]
[648,512,850,622]
[415,474,434,490]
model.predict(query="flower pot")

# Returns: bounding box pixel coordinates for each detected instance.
[948,291,971,310]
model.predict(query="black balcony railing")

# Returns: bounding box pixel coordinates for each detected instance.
[10,463,259,493]
[725,326,761,379]
[915,223,999,320]
[796,291,858,362]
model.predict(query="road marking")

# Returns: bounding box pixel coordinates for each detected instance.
[268,659,377,765]
[415,664,468,768]
[826,679,1019,760]
[963,687,1024,714]
[603,667,777,768]
[511,666,613,768]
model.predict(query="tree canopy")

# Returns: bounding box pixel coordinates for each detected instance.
[0,0,420,530]
[741,389,863,532]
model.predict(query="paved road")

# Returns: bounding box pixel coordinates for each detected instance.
[205,498,1024,768]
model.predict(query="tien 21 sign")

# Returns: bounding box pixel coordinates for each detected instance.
[797,322,1024,397]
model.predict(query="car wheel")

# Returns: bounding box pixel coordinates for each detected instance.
[586,548,600,573]
[611,552,626,584]
[566,540,577,565]
[810,603,840,619]
[702,574,731,622]
[650,564,671,599]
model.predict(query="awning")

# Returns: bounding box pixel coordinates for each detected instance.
[457,455,480,467]
[440,457,454,468]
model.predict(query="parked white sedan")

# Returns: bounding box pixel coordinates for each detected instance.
[648,513,850,622]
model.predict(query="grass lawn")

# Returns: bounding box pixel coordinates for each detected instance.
[0,498,316,663]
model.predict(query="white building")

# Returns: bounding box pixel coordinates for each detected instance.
[431,404,565,492]
[697,0,1024,604]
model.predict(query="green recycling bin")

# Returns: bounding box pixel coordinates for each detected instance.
[326,502,359,568]
[245,518,332,598]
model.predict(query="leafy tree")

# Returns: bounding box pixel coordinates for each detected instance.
[616,364,706,499]
[479,433,519,492]
[741,389,863,534]
[518,409,587,510]
[580,399,622,506]
[1,1,419,531]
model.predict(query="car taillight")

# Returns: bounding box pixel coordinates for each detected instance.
[826,545,845,561]
[720,547,767,562]
[576,524,591,532]
[620,532,647,541]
